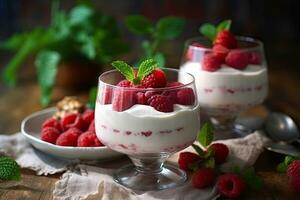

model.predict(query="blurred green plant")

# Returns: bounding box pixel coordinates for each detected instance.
[0,0,127,106]
[125,15,185,67]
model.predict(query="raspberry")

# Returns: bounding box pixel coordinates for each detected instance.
[42,118,62,132]
[287,160,300,178]
[202,54,222,72]
[77,131,103,147]
[217,174,246,198]
[56,128,81,146]
[88,119,95,132]
[136,92,148,105]
[289,174,300,192]
[214,30,237,49]
[192,167,215,188]
[186,42,207,61]
[40,127,60,144]
[162,90,177,104]
[100,86,112,104]
[117,79,132,87]
[166,81,184,88]
[61,113,85,131]
[213,44,229,61]
[176,88,195,105]
[140,69,167,88]
[225,51,249,69]
[208,143,229,164]
[178,152,201,171]
[112,88,136,112]
[148,94,173,112]
[248,52,261,65]
[82,109,94,127]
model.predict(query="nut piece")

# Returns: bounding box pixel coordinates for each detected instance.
[54,96,85,119]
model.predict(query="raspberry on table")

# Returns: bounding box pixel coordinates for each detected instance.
[214,30,237,49]
[148,94,173,112]
[42,118,62,132]
[61,113,85,131]
[56,127,81,146]
[225,51,249,69]
[112,89,136,112]
[41,127,60,144]
[192,167,215,188]
[289,174,300,192]
[77,131,103,147]
[140,69,167,88]
[217,174,246,198]
[176,88,195,105]
[178,151,202,171]
[202,53,222,72]
[82,109,95,127]
[88,119,95,132]
[287,160,300,178]
[208,143,229,164]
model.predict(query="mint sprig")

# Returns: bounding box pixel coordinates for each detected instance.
[111,58,157,85]
[232,166,263,191]
[0,156,21,181]
[198,123,214,147]
[199,19,232,41]
[276,155,299,173]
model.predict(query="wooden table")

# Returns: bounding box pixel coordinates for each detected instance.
[1,64,300,199]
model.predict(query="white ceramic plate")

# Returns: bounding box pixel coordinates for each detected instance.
[21,107,122,160]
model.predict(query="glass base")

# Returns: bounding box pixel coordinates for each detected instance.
[113,164,187,191]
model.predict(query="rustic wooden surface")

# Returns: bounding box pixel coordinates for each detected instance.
[0,63,300,199]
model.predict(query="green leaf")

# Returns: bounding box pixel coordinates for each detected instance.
[111,60,135,81]
[189,162,200,172]
[216,19,232,33]
[276,162,288,173]
[0,156,21,181]
[0,33,29,50]
[240,167,263,191]
[199,23,217,41]
[192,144,205,157]
[125,15,152,35]
[204,157,215,168]
[69,5,93,26]
[142,40,152,57]
[284,156,297,166]
[153,52,165,68]
[86,86,97,109]
[137,58,157,80]
[155,16,185,40]
[198,123,214,147]
[35,50,61,106]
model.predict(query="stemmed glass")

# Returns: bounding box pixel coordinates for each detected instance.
[180,37,268,139]
[95,68,200,190]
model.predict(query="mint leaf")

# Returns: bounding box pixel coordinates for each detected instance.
[204,157,215,168]
[0,156,21,181]
[192,144,205,157]
[284,156,297,166]
[69,5,93,26]
[276,162,288,173]
[153,52,165,68]
[199,23,217,41]
[35,50,60,106]
[189,162,200,172]
[125,15,152,35]
[137,58,157,80]
[198,123,214,147]
[155,16,185,40]
[216,19,231,33]
[111,60,135,81]
[240,167,263,191]
[86,86,97,109]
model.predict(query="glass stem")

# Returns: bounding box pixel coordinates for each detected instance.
[129,154,169,174]
[209,115,238,139]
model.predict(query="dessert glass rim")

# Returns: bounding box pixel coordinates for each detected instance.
[98,68,195,91]
[185,36,264,52]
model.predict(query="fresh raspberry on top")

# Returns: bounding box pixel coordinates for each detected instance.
[217,174,246,198]
[248,52,261,65]
[192,167,215,188]
[225,51,249,69]
[213,44,229,61]
[176,88,195,105]
[214,30,237,49]
[82,109,94,127]
[42,118,62,132]
[41,127,60,144]
[77,131,103,147]
[117,79,132,87]
[287,160,300,178]
[178,152,202,171]
[140,69,167,88]
[202,54,222,72]
[88,119,95,132]
[162,90,177,104]
[148,94,173,112]
[136,92,148,105]
[166,81,184,88]
[112,89,136,112]
[56,127,81,146]
[208,143,229,164]
[61,113,85,131]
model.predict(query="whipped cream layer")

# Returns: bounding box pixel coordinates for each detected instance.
[180,61,268,111]
[95,104,200,154]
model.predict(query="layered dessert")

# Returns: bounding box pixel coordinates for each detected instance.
[95,59,200,155]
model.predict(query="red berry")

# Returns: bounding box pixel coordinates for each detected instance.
[192,167,215,188]
[77,131,103,147]
[202,54,222,72]
[217,174,246,198]
[117,79,132,87]
[40,127,60,144]
[176,88,195,105]
[100,86,112,104]
[140,69,167,88]
[82,109,94,127]
[148,94,173,112]
[186,42,207,61]
[209,143,229,164]
[287,160,300,178]
[162,90,177,104]
[112,88,136,112]
[178,152,201,171]
[214,30,237,49]
[289,174,300,192]
[213,44,229,61]
[88,119,95,132]
[136,92,148,105]
[225,51,249,69]
[56,128,81,146]
[248,52,261,65]
[42,118,62,132]
[166,81,184,88]
[61,113,85,131]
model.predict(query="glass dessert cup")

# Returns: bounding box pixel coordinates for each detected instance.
[180,37,268,139]
[95,68,200,190]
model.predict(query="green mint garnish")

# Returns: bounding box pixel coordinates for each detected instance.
[204,157,215,169]
[199,19,232,41]
[276,155,299,173]
[236,166,263,191]
[0,156,21,181]
[198,123,214,147]
[111,58,157,85]
[192,144,205,157]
